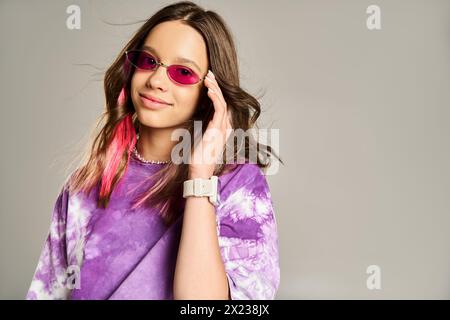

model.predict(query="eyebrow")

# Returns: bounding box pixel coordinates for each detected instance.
[141,45,203,74]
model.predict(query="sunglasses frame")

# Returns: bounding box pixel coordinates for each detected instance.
[125,49,206,86]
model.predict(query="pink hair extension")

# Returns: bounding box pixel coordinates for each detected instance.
[99,87,137,200]
[117,86,126,105]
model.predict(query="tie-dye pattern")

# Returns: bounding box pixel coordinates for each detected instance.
[216,163,280,300]
[26,154,280,300]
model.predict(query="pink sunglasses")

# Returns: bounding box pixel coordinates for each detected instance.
[125,49,206,86]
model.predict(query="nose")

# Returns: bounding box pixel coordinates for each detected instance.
[145,64,170,90]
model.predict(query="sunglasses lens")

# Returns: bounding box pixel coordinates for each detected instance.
[168,65,199,85]
[127,51,157,70]
[126,50,200,85]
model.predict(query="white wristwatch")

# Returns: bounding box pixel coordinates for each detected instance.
[183,175,220,206]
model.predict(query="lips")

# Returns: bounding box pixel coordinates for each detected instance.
[139,93,172,105]
[139,93,172,110]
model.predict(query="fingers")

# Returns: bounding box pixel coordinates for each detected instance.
[198,70,235,167]
[205,71,226,128]
[204,70,234,153]
[205,71,226,106]
[206,89,224,128]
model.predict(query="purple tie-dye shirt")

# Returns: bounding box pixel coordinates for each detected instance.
[26,153,280,300]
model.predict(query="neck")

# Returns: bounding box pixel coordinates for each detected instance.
[136,124,178,162]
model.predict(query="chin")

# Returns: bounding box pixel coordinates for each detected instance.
[135,112,178,129]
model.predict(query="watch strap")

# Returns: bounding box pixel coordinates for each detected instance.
[183,176,219,205]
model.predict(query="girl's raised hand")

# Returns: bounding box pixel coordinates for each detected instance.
[188,70,232,179]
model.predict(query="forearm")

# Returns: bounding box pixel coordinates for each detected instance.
[173,194,229,299]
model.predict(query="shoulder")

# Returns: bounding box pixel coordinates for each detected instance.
[56,169,96,268]
[217,163,273,221]
[219,163,269,194]
[50,168,92,233]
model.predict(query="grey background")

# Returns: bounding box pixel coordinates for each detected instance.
[1,0,449,299]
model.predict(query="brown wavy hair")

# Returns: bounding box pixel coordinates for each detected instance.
[67,1,283,227]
